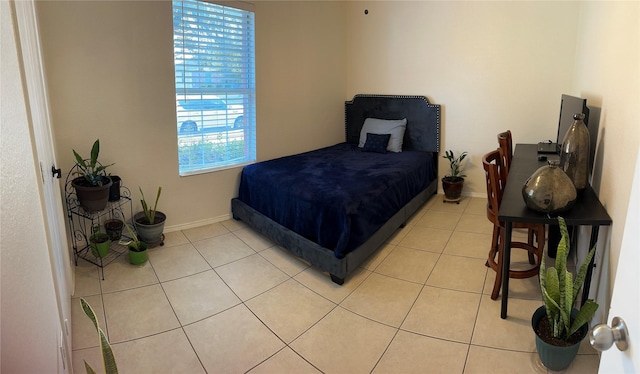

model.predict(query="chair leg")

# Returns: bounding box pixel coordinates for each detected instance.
[527,229,535,265]
[490,229,504,300]
[486,223,500,269]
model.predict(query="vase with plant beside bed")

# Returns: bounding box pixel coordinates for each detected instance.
[532,216,598,371]
[441,150,468,203]
[133,186,165,247]
[71,139,114,212]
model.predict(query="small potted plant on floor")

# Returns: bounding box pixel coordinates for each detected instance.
[89,225,110,258]
[441,150,467,202]
[72,139,114,212]
[532,216,598,371]
[133,186,165,247]
[125,223,148,265]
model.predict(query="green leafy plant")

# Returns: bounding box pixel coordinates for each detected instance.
[124,223,147,252]
[539,217,598,340]
[72,139,113,186]
[80,297,118,374]
[442,150,467,180]
[139,186,162,224]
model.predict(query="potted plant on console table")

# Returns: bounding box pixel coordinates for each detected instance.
[133,186,165,247]
[532,216,598,371]
[71,139,114,212]
[441,150,467,203]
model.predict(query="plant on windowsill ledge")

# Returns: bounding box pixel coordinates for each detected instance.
[441,150,467,201]
[532,216,598,371]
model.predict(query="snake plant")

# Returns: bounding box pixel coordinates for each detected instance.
[539,217,598,340]
[80,298,118,374]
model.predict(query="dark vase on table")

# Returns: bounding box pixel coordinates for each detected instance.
[559,113,590,192]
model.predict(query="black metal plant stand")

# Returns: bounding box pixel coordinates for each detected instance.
[64,165,133,280]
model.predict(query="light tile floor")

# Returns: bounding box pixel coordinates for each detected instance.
[71,196,600,373]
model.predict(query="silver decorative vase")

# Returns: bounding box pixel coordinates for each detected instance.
[559,113,590,191]
[522,161,577,213]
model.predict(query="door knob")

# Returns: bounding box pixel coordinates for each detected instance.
[589,316,629,352]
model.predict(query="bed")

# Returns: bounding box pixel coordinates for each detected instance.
[231,94,441,284]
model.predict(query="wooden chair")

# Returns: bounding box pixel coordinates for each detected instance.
[497,130,538,250]
[497,130,513,170]
[483,148,546,300]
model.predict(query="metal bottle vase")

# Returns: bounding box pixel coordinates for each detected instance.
[522,161,577,214]
[559,113,590,191]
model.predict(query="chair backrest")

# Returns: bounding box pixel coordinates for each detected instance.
[483,148,506,222]
[497,130,513,170]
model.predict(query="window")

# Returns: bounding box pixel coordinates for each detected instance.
[172,0,256,175]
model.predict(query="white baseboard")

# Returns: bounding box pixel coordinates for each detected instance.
[164,213,233,233]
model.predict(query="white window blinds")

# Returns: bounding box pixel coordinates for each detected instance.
[173,0,256,175]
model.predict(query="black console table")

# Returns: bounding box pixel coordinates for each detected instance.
[497,144,611,319]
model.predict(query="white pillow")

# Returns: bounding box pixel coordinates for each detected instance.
[358,118,407,152]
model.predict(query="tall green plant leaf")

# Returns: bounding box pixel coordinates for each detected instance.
[89,139,100,168]
[569,300,599,336]
[80,298,118,374]
[573,246,597,304]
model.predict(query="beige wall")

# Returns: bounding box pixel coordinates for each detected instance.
[572,1,639,296]
[1,2,63,370]
[36,1,346,230]
[345,1,581,194]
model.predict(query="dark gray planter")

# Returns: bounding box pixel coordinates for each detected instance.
[134,211,166,247]
[72,176,112,212]
[108,175,122,202]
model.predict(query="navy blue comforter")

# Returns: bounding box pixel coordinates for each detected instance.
[238,143,436,258]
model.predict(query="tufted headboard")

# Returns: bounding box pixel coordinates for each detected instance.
[345,94,441,153]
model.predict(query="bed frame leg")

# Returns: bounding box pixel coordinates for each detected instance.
[330,274,345,285]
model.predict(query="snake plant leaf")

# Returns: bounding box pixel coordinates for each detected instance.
[573,245,597,304]
[84,361,97,374]
[561,270,574,336]
[569,300,599,336]
[544,267,560,306]
[80,298,118,374]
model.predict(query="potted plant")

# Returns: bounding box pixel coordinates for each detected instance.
[104,218,124,241]
[532,216,598,371]
[441,150,467,201]
[72,139,114,212]
[133,186,165,247]
[108,175,122,202]
[89,225,110,258]
[125,223,148,265]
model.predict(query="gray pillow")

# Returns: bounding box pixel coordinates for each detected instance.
[358,118,407,152]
